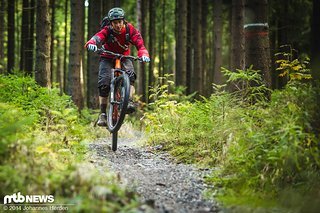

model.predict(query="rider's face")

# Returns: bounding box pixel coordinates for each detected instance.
[111,19,124,33]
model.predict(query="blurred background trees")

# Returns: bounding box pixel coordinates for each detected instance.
[0,0,318,108]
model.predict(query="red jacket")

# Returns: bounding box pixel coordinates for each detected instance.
[85,23,149,58]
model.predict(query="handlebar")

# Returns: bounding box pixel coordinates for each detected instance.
[96,48,141,61]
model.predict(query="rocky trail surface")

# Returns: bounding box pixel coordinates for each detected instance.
[88,131,221,213]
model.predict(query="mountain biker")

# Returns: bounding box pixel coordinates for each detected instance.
[85,7,150,127]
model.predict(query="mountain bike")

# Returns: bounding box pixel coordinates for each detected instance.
[96,48,141,151]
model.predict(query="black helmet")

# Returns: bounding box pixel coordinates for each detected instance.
[108,7,125,21]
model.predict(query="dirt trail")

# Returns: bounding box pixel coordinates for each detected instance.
[88,131,221,213]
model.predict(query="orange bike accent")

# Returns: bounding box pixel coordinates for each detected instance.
[115,58,121,69]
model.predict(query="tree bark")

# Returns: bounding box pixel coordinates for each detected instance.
[244,0,271,88]
[158,0,166,81]
[229,0,245,91]
[50,0,55,83]
[175,0,187,90]
[136,0,145,100]
[87,0,102,109]
[148,0,156,102]
[213,0,223,85]
[35,0,51,87]
[114,0,121,7]
[193,0,202,94]
[311,0,320,83]
[7,0,15,73]
[63,0,68,93]
[0,0,5,74]
[69,0,84,109]
[56,39,63,94]
[103,0,113,15]
[140,0,148,102]
[201,0,208,95]
[231,0,245,72]
[186,0,194,94]
[20,0,29,72]
[25,0,35,76]
[311,0,320,135]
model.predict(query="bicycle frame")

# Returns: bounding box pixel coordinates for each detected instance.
[94,48,141,151]
[109,59,127,127]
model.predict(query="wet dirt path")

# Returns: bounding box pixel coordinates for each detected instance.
[88,132,221,213]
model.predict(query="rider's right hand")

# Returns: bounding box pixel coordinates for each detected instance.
[87,44,98,52]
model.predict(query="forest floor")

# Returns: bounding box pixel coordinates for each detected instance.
[87,127,221,213]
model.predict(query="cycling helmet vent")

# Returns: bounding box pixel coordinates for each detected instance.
[108,7,125,21]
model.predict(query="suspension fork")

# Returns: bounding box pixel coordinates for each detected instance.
[110,58,122,104]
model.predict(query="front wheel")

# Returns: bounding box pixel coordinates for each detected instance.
[112,131,118,151]
[107,74,130,133]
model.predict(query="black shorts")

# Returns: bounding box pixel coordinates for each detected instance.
[98,58,136,97]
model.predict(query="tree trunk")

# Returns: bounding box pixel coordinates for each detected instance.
[69,0,84,109]
[311,0,320,83]
[87,0,102,109]
[136,0,144,99]
[148,0,156,102]
[20,0,29,72]
[7,0,15,73]
[114,0,121,7]
[103,0,113,15]
[186,0,194,94]
[140,0,148,102]
[0,0,5,74]
[175,0,187,90]
[201,0,208,95]
[213,0,223,85]
[50,0,55,83]
[63,0,68,93]
[244,0,271,88]
[35,0,51,87]
[230,0,245,91]
[231,0,245,72]
[275,0,289,88]
[311,0,320,135]
[158,0,166,82]
[25,0,35,76]
[56,39,63,94]
[193,0,202,94]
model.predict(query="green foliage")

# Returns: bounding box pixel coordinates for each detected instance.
[0,74,75,123]
[0,103,34,162]
[275,45,312,82]
[222,66,271,104]
[0,74,140,211]
[143,67,320,210]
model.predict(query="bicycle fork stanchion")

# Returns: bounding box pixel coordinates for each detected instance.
[109,70,115,105]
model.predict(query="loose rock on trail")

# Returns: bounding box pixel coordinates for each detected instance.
[88,131,221,213]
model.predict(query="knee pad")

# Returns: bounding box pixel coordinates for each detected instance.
[126,69,136,84]
[99,85,110,97]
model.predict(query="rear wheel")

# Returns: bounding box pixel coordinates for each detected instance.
[107,74,130,133]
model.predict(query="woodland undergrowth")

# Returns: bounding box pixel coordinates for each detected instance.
[0,73,140,212]
[143,56,320,211]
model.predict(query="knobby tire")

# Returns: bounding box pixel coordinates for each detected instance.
[107,73,130,132]
[112,131,118,151]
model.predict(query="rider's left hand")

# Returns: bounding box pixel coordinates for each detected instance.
[141,56,150,63]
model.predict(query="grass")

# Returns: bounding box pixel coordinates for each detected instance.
[142,68,320,211]
[0,74,141,211]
